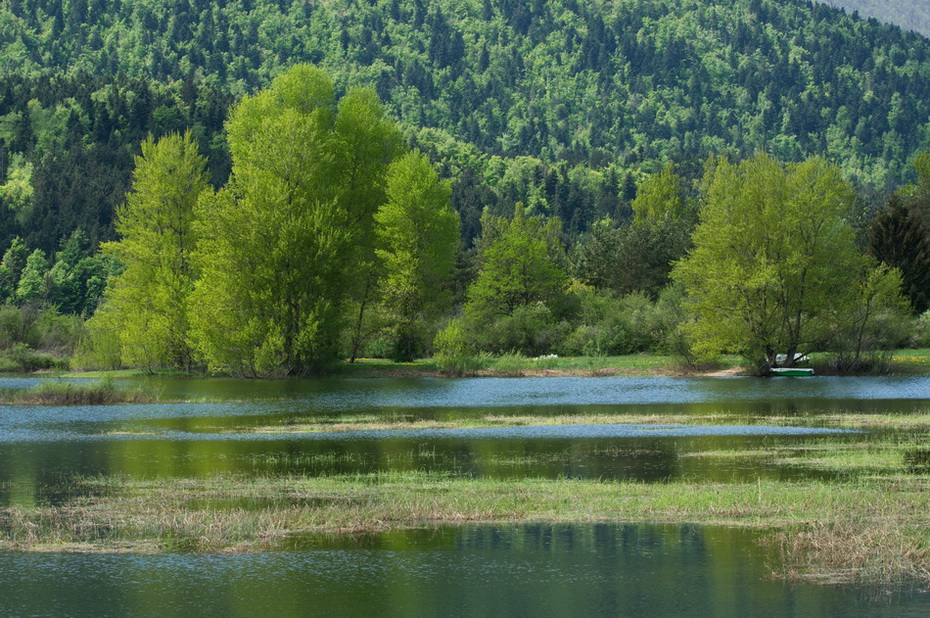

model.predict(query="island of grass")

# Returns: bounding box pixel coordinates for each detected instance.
[0,379,153,405]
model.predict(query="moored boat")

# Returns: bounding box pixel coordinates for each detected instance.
[770,367,815,376]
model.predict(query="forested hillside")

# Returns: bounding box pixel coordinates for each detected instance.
[823,1,930,38]
[3,0,930,253]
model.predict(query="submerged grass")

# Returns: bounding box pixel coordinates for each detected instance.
[244,409,930,435]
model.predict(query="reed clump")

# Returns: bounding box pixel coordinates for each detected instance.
[0,379,152,405]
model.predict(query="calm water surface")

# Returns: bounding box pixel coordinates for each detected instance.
[1,375,929,616]
[2,523,929,617]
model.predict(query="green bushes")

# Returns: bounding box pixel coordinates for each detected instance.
[432,318,491,375]
[432,286,688,372]
[913,311,930,348]
[0,304,82,372]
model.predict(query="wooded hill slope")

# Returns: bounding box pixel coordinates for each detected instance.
[3,0,930,251]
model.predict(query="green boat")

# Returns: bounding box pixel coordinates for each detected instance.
[770,367,815,376]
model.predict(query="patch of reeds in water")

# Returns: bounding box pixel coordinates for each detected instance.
[0,378,152,405]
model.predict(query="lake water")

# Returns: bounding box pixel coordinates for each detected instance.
[1,375,929,616]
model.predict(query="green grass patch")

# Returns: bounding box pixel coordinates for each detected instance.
[331,353,744,377]
[0,379,153,405]
[61,350,930,380]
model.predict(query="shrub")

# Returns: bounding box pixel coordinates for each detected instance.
[482,303,570,356]
[433,318,489,375]
[913,310,930,348]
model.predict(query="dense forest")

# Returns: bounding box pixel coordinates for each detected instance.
[3,0,930,249]
[1,0,930,373]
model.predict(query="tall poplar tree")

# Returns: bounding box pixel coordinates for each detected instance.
[88,131,208,371]
[375,151,459,361]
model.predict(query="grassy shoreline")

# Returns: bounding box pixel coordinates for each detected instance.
[0,379,154,405]
[55,349,930,380]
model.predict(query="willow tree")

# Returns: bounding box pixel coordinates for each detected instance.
[86,131,208,371]
[189,65,403,376]
[673,154,865,373]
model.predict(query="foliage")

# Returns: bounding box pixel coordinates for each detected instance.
[189,66,404,376]
[673,154,867,373]
[432,317,489,375]
[465,205,568,321]
[572,214,694,298]
[0,303,82,370]
[834,262,913,361]
[90,131,208,371]
[914,310,930,348]
[560,287,677,357]
[631,163,685,224]
[375,151,459,361]
[2,0,930,256]
[867,195,930,313]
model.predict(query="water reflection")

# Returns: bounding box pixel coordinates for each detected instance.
[0,523,927,617]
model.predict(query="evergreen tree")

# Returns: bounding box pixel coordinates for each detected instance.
[867,195,930,313]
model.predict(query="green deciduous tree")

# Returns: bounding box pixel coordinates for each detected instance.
[16,248,48,303]
[375,151,459,361]
[673,154,866,373]
[89,131,208,371]
[188,65,404,376]
[0,236,28,303]
[465,205,568,321]
[631,163,685,224]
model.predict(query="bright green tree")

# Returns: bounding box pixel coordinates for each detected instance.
[16,248,48,303]
[333,87,404,361]
[673,154,866,373]
[0,237,28,303]
[375,151,459,361]
[189,65,404,376]
[631,163,685,224]
[465,205,568,321]
[89,131,208,371]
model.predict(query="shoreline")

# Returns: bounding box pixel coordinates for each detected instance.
[47,349,930,380]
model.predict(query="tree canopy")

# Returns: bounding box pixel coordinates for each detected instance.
[673,154,866,372]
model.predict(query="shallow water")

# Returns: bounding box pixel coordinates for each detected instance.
[0,376,920,502]
[2,375,930,615]
[1,523,928,617]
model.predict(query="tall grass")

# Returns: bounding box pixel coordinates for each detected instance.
[0,378,151,405]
